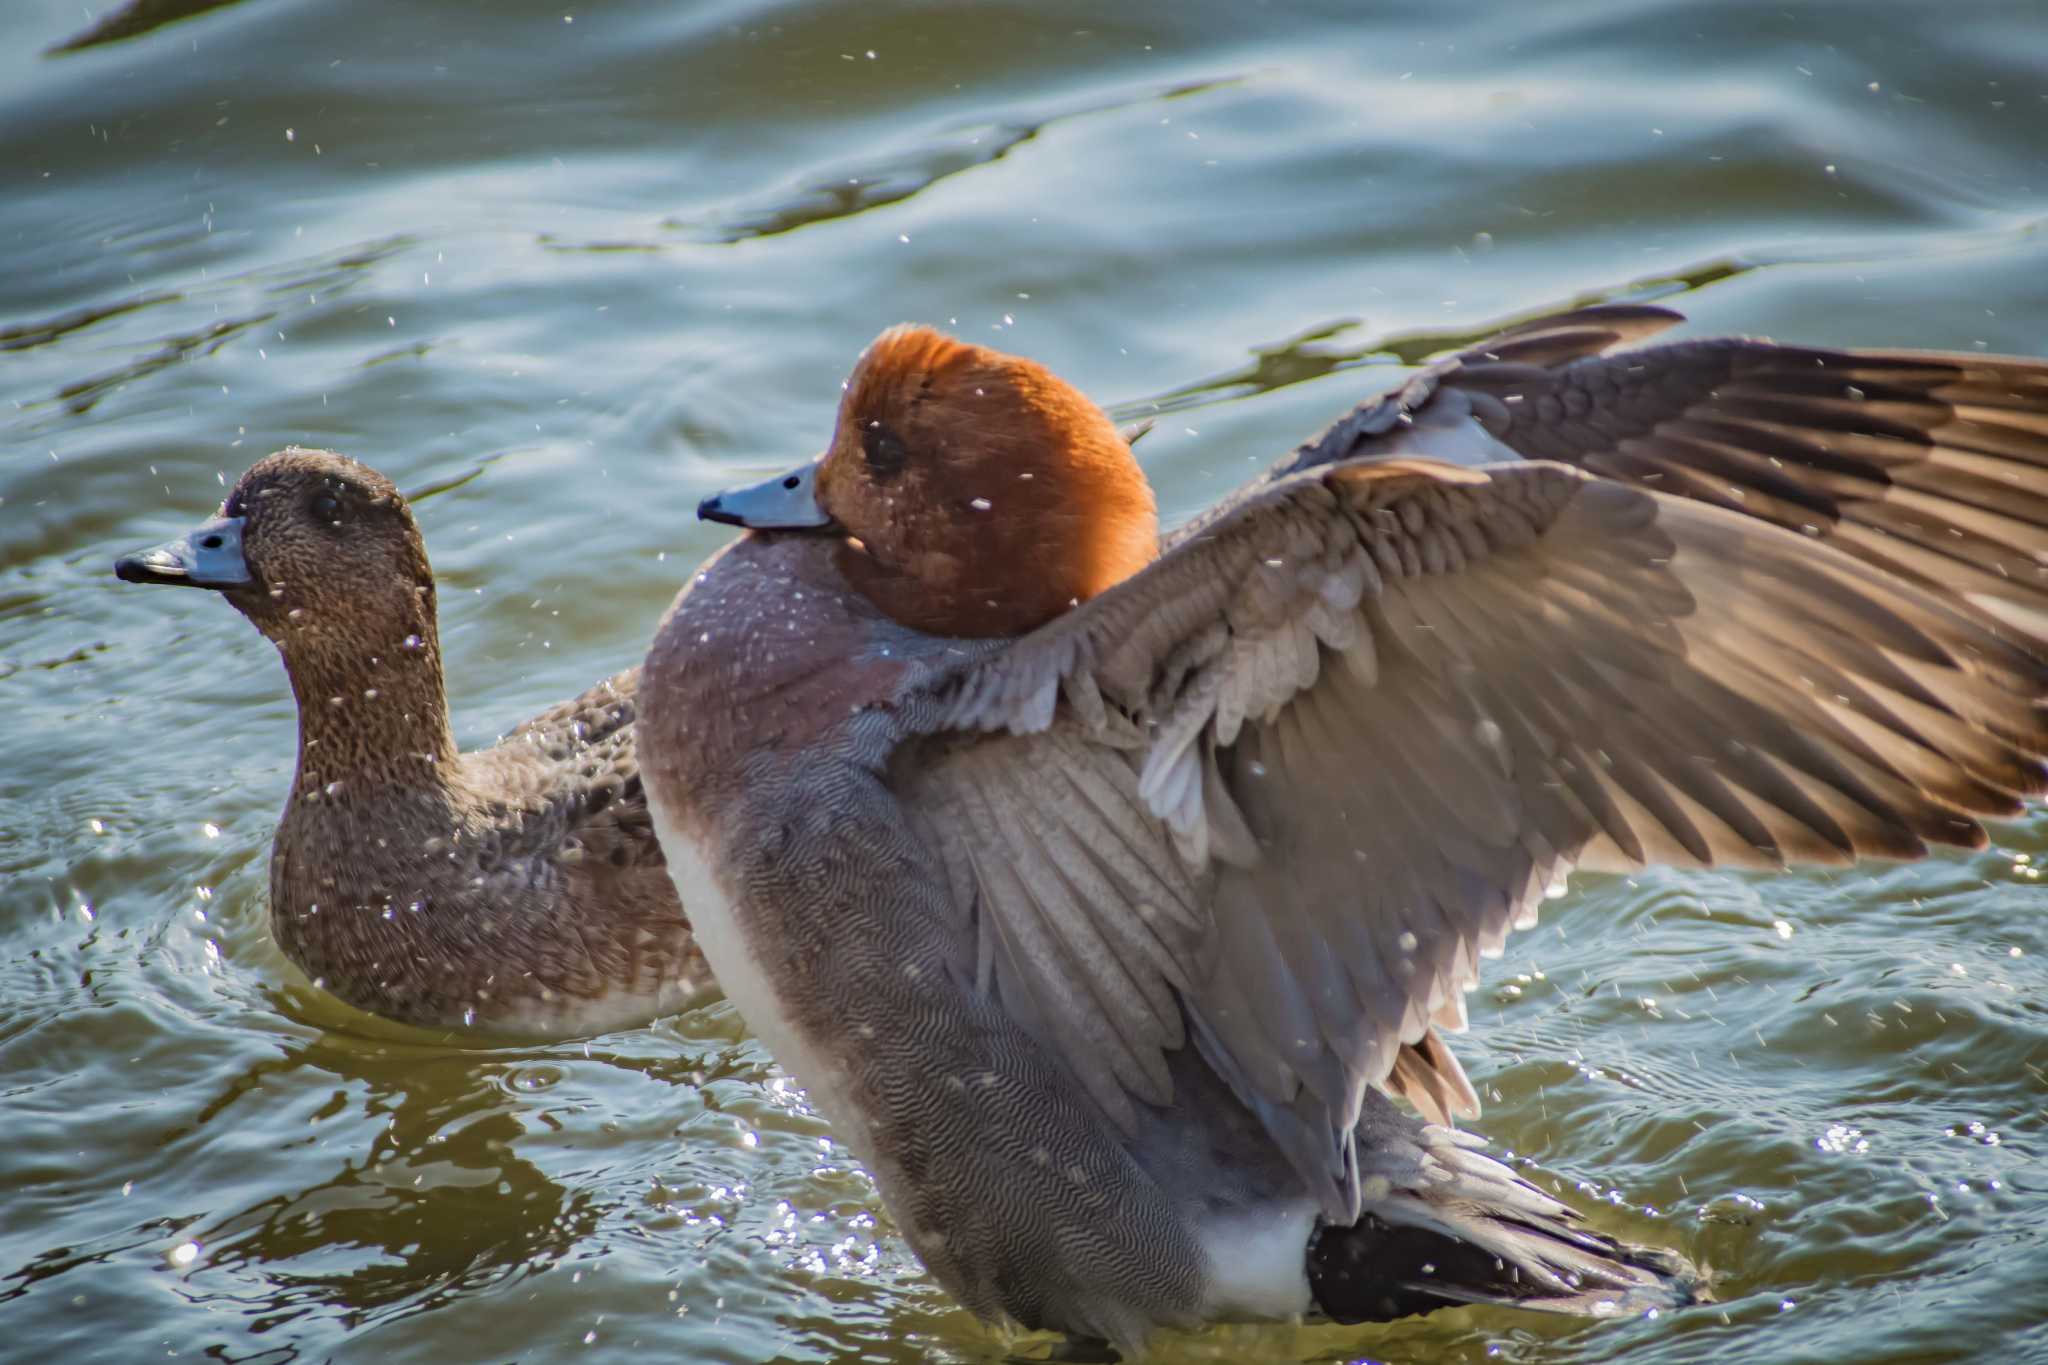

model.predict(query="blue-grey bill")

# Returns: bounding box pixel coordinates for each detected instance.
[697,459,834,530]
[113,515,253,588]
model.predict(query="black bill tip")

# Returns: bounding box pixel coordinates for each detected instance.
[697,493,744,527]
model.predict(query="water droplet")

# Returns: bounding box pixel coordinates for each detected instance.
[1773,919,1794,939]
[969,497,992,511]
[167,1242,200,1268]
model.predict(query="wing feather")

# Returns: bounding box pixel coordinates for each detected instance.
[891,452,2047,1220]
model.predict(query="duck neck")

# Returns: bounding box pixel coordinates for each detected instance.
[276,617,460,798]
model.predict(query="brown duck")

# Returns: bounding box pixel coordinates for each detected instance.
[116,447,709,1035]
[643,306,2048,1348]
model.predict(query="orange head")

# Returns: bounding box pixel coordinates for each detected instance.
[699,326,1158,638]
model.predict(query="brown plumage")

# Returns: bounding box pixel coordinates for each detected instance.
[815,325,1159,638]
[117,447,709,1035]
[807,326,1476,1118]
[642,305,2048,1349]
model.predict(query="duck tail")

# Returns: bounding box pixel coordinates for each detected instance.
[1307,1116,1695,1324]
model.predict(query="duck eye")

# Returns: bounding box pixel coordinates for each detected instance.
[861,420,909,480]
[310,491,341,524]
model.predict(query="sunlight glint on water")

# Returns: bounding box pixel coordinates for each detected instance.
[2,1,2045,1361]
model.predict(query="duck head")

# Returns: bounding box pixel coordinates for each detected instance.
[700,327,1159,638]
[117,449,458,775]
[118,447,437,650]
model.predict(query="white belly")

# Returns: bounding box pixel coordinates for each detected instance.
[488,981,694,1039]
[1197,1203,1316,1320]
[649,804,872,1159]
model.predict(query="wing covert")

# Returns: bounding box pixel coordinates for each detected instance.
[892,456,2048,1219]
[1273,306,2048,648]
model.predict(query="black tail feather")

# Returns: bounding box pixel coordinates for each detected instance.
[1308,1206,1694,1325]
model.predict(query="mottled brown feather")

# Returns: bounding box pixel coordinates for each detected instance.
[129,448,710,1035]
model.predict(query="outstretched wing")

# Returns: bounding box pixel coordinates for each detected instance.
[893,457,2048,1221]
[1274,304,2048,648]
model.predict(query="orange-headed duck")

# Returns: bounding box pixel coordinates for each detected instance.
[117,448,711,1036]
[639,306,2048,1348]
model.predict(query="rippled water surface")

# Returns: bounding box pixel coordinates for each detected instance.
[4,1,2047,1360]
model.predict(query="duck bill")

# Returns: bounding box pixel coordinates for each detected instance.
[113,515,253,589]
[697,458,836,530]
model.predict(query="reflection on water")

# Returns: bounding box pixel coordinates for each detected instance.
[1114,251,1830,422]
[44,0,258,54]
[4,233,416,444]
[4,0,2047,1360]
[673,76,1239,247]
[0,292,181,353]
[1115,210,2048,428]
[58,311,277,415]
[162,1039,601,1339]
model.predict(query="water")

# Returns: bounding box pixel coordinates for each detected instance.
[3,0,2045,1359]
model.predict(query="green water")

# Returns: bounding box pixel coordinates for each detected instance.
[4,1,2046,1360]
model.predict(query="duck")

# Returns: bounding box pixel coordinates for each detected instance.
[638,304,2048,1350]
[115,447,711,1036]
